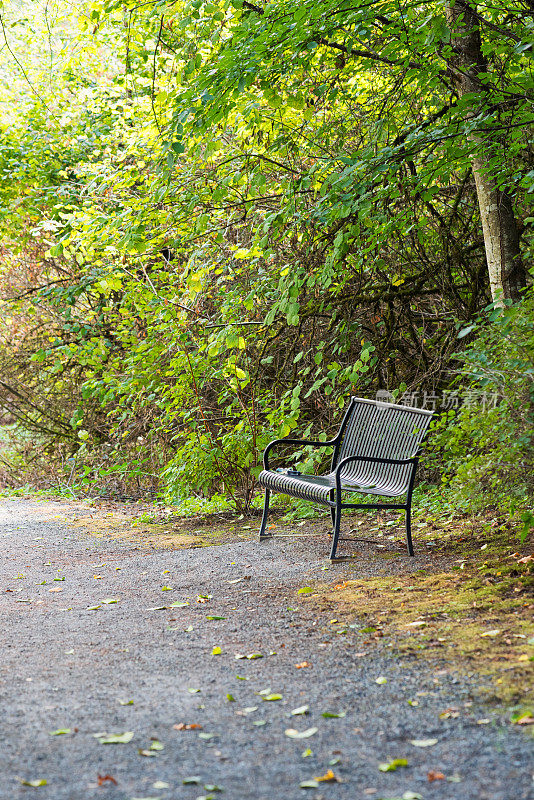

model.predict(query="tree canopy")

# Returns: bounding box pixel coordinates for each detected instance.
[0,0,532,512]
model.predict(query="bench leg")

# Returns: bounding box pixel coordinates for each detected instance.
[406,505,414,556]
[329,498,342,561]
[259,489,271,541]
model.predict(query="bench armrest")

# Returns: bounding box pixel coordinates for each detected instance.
[263,437,338,470]
[335,454,419,472]
[333,453,419,491]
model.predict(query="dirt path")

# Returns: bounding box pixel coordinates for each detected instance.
[0,499,531,800]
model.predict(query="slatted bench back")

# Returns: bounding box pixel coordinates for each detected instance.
[335,398,434,495]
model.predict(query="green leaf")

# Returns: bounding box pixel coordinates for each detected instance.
[206,615,226,620]
[49,728,71,736]
[378,757,409,772]
[262,693,282,701]
[97,731,134,744]
[457,324,476,339]
[19,779,47,787]
[182,776,201,785]
[149,740,164,751]
[119,699,134,705]
[212,646,222,655]
[297,587,313,594]
[291,705,309,715]
[321,711,346,718]
[300,780,319,789]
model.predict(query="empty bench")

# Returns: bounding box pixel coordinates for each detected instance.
[258,396,433,561]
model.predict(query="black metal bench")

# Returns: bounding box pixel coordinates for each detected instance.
[258,396,434,561]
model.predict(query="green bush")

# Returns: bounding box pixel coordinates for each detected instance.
[428,291,534,518]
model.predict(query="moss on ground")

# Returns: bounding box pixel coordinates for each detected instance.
[308,517,534,705]
[68,510,254,549]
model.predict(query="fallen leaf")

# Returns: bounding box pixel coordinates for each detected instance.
[480,629,501,637]
[207,616,226,621]
[173,723,203,730]
[295,662,311,669]
[313,769,339,783]
[182,777,201,785]
[299,780,319,789]
[439,708,459,719]
[161,586,173,591]
[138,749,157,757]
[129,797,162,800]
[410,738,438,747]
[147,606,167,611]
[321,711,346,718]
[375,676,387,685]
[48,587,63,593]
[153,782,169,790]
[97,732,134,744]
[97,775,117,786]
[212,646,222,655]
[169,601,189,608]
[298,587,313,595]
[285,727,318,739]
[235,707,258,716]
[87,605,101,611]
[149,741,164,751]
[18,779,47,787]
[510,708,534,725]
[378,758,408,772]
[262,693,282,701]
[119,699,134,706]
[428,770,446,781]
[187,688,201,693]
[301,748,313,758]
[291,705,309,716]
[49,729,71,736]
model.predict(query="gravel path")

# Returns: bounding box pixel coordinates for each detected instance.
[0,499,531,800]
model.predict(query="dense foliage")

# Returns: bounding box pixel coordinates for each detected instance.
[0,0,532,516]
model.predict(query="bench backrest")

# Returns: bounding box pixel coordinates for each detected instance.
[334,397,434,494]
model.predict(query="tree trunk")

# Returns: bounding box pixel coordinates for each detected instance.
[445,0,525,303]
